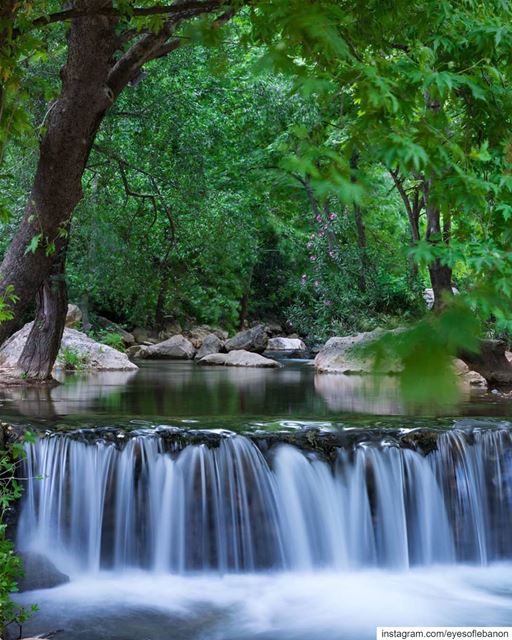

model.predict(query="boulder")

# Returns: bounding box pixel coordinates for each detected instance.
[187,325,215,349]
[160,321,183,339]
[314,331,401,375]
[453,358,487,387]
[225,324,268,354]
[267,337,307,352]
[138,335,195,360]
[267,322,284,336]
[197,350,280,368]
[96,315,135,346]
[196,333,223,359]
[0,325,138,372]
[17,552,70,592]
[133,327,160,344]
[126,345,143,360]
[65,304,82,328]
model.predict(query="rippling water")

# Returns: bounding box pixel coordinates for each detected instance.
[16,566,512,639]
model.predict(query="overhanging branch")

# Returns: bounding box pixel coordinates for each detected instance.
[17,0,227,34]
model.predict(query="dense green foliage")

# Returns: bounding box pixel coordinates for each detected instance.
[2,1,509,346]
[0,431,37,636]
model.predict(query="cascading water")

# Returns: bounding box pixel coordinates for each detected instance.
[17,427,512,577]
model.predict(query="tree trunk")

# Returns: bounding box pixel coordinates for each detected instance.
[423,178,453,309]
[350,152,367,291]
[155,266,170,330]
[239,292,249,330]
[79,293,92,333]
[17,253,68,381]
[459,340,512,387]
[353,203,368,291]
[0,3,118,346]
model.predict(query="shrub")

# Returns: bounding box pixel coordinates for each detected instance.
[0,431,38,637]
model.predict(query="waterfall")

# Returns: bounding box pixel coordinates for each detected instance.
[17,427,512,576]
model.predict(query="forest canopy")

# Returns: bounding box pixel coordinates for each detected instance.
[0,0,511,387]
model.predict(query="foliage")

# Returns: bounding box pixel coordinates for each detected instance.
[0,430,38,635]
[58,347,88,371]
[0,0,511,402]
[93,330,126,353]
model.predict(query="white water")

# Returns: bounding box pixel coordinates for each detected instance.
[16,566,512,639]
[18,428,512,574]
[15,427,512,639]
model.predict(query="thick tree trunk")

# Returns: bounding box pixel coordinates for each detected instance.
[17,253,68,381]
[459,340,512,387]
[423,178,453,309]
[0,3,118,346]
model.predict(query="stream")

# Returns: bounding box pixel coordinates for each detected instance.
[6,361,512,639]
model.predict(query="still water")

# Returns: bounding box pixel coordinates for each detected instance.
[0,360,510,425]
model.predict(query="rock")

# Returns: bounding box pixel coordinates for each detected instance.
[117,328,135,347]
[267,322,284,336]
[65,304,82,328]
[267,337,307,352]
[18,552,70,592]
[225,324,268,354]
[133,327,160,344]
[96,316,135,346]
[187,325,215,349]
[459,339,512,386]
[197,350,280,368]
[314,330,401,374]
[0,324,138,372]
[453,358,487,387]
[138,335,195,360]
[196,333,223,359]
[160,321,183,339]
[133,327,149,343]
[126,345,143,359]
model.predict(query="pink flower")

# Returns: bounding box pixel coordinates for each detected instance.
[329,250,336,258]
[310,255,317,261]
[324,299,332,306]
[315,214,322,223]
[329,213,337,221]
[307,241,313,249]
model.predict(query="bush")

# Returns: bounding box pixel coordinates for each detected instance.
[0,431,38,637]
[58,347,89,371]
[94,330,126,353]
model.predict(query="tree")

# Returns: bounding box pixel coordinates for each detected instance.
[0,0,236,379]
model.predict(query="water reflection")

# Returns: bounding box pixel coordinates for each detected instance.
[0,361,507,422]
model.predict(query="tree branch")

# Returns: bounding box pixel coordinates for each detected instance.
[18,0,227,34]
[107,0,226,95]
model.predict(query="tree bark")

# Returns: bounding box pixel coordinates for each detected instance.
[239,292,249,330]
[350,153,368,291]
[423,178,453,309]
[0,0,231,379]
[0,2,118,346]
[17,252,68,381]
